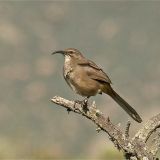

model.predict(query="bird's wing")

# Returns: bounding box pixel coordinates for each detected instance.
[78,59,112,84]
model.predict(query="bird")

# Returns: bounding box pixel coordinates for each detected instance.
[52,48,142,123]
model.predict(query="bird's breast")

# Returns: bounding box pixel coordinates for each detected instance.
[63,57,102,97]
[63,57,78,92]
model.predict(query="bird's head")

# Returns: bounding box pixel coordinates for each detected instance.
[52,48,84,60]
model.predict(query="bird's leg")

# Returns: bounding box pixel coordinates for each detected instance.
[82,97,89,106]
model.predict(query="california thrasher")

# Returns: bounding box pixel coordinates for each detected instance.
[52,48,142,123]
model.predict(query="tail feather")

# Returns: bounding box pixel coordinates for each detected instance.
[104,87,142,123]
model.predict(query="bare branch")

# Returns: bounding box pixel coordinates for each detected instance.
[51,96,160,160]
[133,113,160,142]
[51,96,131,152]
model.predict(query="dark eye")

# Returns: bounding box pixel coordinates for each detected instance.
[69,50,74,54]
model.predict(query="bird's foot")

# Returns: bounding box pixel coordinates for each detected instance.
[74,98,89,113]
[82,97,89,112]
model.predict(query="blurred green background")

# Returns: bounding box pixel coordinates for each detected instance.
[0,1,160,159]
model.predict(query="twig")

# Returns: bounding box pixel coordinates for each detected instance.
[125,121,131,139]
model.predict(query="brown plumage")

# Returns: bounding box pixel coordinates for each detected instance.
[52,48,142,123]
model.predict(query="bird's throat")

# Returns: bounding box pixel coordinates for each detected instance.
[63,55,72,79]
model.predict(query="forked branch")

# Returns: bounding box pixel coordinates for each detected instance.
[51,96,160,160]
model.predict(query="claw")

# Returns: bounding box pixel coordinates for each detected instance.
[74,97,90,113]
[81,97,89,113]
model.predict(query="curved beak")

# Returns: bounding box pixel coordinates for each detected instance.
[52,50,66,55]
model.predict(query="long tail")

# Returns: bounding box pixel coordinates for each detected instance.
[104,86,142,123]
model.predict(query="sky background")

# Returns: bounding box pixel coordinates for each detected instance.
[0,1,160,159]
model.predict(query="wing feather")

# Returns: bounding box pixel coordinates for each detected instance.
[78,59,112,84]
